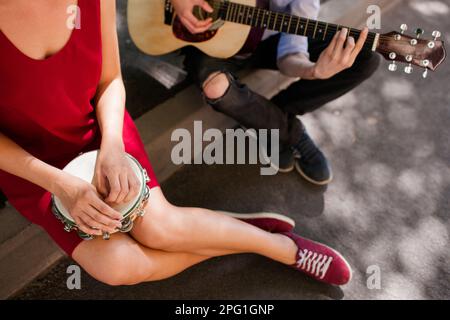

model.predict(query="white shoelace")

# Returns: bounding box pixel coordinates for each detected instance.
[296,249,333,279]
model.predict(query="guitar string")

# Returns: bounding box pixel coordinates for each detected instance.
[212,2,377,51]
[214,1,410,42]
[163,0,428,64]
[194,0,425,46]
[220,4,380,42]
[170,0,426,59]
[205,1,428,59]
[181,1,430,65]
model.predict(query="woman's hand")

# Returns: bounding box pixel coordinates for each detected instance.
[55,173,123,236]
[170,0,213,34]
[93,142,141,206]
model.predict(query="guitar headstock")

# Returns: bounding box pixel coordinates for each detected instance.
[377,24,446,78]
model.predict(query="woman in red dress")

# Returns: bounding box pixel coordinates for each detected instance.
[0,0,351,286]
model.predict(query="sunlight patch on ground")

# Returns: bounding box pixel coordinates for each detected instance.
[354,162,394,189]
[397,216,449,281]
[409,0,449,16]
[325,91,358,110]
[376,272,425,299]
[396,169,426,198]
[299,114,327,145]
[381,79,415,101]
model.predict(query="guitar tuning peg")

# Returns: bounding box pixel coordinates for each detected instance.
[415,28,424,39]
[400,24,408,34]
[404,64,414,74]
[388,52,397,71]
[388,61,398,72]
[432,30,441,40]
[422,60,430,79]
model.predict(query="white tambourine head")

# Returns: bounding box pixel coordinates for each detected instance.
[53,150,144,222]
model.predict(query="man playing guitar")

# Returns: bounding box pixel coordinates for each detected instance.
[172,0,380,185]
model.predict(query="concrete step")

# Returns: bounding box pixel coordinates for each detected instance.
[0,0,402,299]
[0,204,31,245]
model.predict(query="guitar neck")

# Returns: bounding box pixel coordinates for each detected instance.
[216,1,380,52]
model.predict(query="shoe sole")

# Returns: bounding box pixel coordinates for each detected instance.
[270,161,295,174]
[217,211,296,229]
[294,162,333,186]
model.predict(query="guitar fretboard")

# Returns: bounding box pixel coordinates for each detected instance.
[216,1,379,52]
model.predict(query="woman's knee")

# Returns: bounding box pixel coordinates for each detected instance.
[132,189,183,250]
[73,236,155,286]
[142,208,178,246]
[97,247,145,286]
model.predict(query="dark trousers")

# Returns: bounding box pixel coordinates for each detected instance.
[184,34,381,148]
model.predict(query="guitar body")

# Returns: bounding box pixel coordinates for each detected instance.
[128,0,254,58]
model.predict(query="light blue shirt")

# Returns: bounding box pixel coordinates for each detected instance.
[263,0,321,59]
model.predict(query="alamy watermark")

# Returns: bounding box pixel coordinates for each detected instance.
[66,5,81,30]
[367,5,382,30]
[171,121,279,176]
[66,265,81,290]
[366,265,382,290]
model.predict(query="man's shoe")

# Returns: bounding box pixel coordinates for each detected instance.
[282,232,352,286]
[270,148,295,173]
[218,212,295,233]
[241,125,294,174]
[293,128,332,185]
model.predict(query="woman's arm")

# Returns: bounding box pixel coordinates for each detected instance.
[0,132,64,194]
[0,132,122,235]
[93,0,140,205]
[95,0,125,150]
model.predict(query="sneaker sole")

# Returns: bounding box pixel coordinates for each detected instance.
[217,211,296,229]
[294,162,333,186]
[270,161,295,174]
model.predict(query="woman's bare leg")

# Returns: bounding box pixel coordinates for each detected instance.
[72,233,214,285]
[130,188,297,265]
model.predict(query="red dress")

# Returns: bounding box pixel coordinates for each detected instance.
[0,0,159,256]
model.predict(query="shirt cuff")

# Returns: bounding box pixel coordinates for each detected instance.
[277,34,310,60]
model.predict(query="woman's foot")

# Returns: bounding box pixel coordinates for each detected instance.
[217,211,295,233]
[281,232,352,286]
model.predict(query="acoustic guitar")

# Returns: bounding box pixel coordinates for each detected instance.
[128,0,446,78]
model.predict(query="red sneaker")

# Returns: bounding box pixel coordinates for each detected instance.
[218,211,295,233]
[282,232,352,286]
